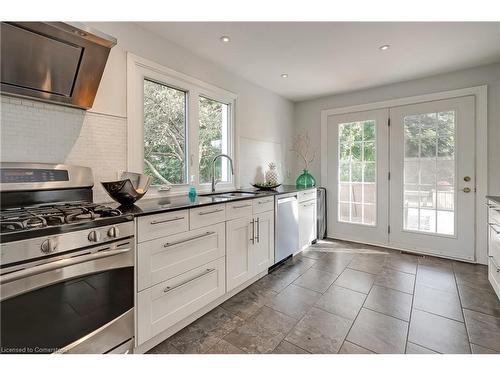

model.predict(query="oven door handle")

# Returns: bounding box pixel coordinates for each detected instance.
[0,247,132,285]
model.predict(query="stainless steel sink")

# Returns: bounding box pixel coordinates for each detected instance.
[199,191,259,198]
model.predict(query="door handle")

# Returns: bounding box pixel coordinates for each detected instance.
[0,247,132,285]
[250,219,255,244]
[462,187,471,193]
[255,217,260,243]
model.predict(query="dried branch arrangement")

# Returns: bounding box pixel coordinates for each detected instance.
[291,131,315,170]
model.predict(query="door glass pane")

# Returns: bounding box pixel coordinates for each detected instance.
[143,79,187,185]
[199,96,230,184]
[338,120,376,225]
[403,111,456,235]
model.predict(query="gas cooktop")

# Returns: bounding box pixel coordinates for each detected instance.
[0,201,133,243]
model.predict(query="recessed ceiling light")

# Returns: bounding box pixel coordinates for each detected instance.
[220,36,231,43]
[281,73,288,78]
[379,44,390,51]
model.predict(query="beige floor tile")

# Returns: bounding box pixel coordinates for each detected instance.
[413,283,463,322]
[293,267,339,293]
[285,307,352,354]
[408,309,470,354]
[224,306,297,353]
[375,267,415,294]
[364,285,413,321]
[334,268,375,294]
[463,309,500,352]
[315,285,366,320]
[339,341,375,354]
[347,308,408,354]
[265,284,322,319]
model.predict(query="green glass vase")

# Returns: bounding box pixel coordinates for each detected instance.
[296,169,316,188]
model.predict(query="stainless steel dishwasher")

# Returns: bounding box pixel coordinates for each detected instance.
[275,192,299,264]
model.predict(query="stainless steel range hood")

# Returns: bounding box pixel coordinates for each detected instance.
[1,22,116,110]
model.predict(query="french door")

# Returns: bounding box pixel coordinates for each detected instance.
[326,96,476,261]
[389,96,475,260]
[326,109,389,244]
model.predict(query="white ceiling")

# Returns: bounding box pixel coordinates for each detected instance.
[137,22,500,102]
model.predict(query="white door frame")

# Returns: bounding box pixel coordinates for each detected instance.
[320,85,488,264]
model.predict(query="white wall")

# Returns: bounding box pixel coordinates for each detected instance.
[0,22,295,201]
[294,63,500,194]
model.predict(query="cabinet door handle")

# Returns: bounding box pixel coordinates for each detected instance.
[257,200,272,205]
[489,256,500,272]
[232,204,252,209]
[163,268,216,294]
[198,208,224,216]
[163,231,215,248]
[255,217,260,243]
[488,223,500,234]
[150,216,184,225]
[250,219,255,244]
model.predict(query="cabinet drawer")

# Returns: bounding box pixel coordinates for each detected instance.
[489,223,500,266]
[488,257,500,300]
[253,196,275,214]
[137,222,225,291]
[298,189,316,203]
[226,200,254,221]
[137,257,225,345]
[137,210,189,243]
[489,205,500,225]
[189,204,226,230]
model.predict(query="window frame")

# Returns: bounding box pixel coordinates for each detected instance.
[127,53,237,195]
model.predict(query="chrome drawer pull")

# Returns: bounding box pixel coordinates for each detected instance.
[255,217,260,243]
[163,268,216,293]
[250,219,255,244]
[489,256,500,272]
[257,200,272,204]
[163,231,216,248]
[198,208,224,216]
[232,204,252,209]
[150,217,184,225]
[488,223,500,234]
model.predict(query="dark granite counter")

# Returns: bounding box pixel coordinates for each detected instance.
[486,196,500,206]
[109,185,318,217]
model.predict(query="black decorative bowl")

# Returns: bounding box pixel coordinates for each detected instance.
[251,183,282,191]
[101,172,152,205]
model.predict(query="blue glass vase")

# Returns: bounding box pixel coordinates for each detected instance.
[296,169,316,188]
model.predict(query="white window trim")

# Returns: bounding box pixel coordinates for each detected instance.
[127,53,238,196]
[320,85,488,264]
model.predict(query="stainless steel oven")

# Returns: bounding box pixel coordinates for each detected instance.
[0,222,135,354]
[0,163,135,354]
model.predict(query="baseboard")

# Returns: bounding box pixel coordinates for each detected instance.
[322,235,482,265]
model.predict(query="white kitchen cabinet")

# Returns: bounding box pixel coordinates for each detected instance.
[252,210,275,274]
[137,257,226,345]
[226,216,253,292]
[137,222,225,291]
[299,190,317,251]
[226,204,275,292]
[487,199,500,299]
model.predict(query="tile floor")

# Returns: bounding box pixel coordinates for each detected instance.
[147,240,500,354]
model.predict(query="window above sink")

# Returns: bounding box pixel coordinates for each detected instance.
[127,53,238,196]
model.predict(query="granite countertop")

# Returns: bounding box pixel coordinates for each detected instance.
[109,185,319,217]
[486,196,500,205]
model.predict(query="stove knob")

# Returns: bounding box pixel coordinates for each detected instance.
[107,226,120,238]
[41,238,57,254]
[88,230,102,242]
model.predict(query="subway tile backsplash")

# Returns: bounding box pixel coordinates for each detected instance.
[0,95,127,202]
